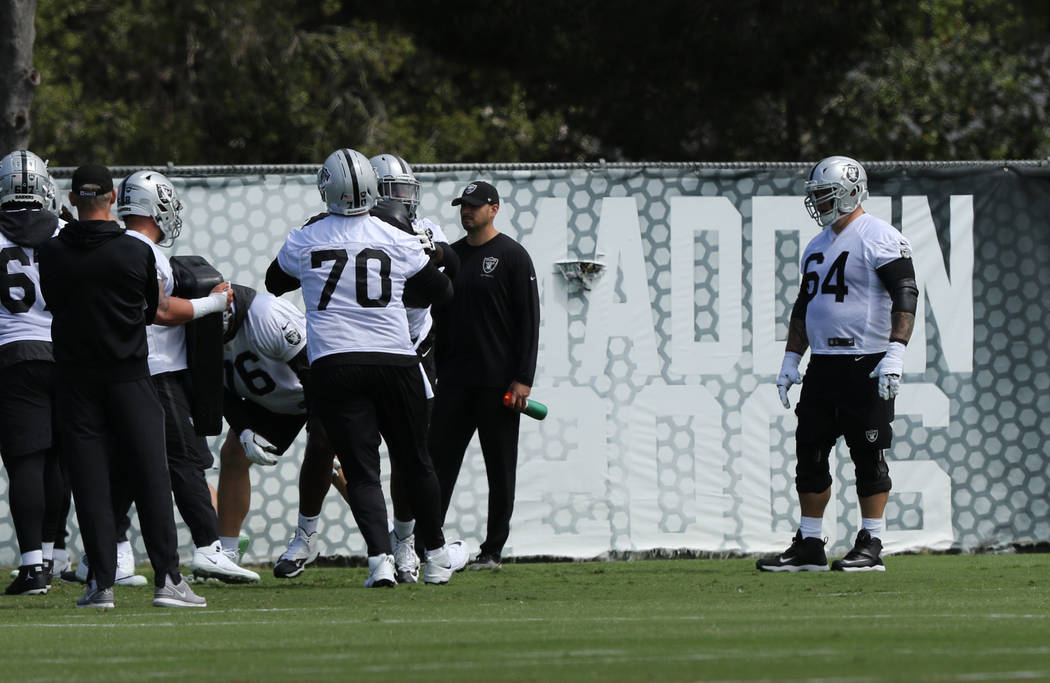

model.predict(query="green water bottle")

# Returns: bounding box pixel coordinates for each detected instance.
[503,392,548,421]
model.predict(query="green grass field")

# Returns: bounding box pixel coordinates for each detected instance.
[1,554,1048,682]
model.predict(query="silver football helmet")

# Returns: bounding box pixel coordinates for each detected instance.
[318,148,378,216]
[369,153,421,218]
[804,156,868,227]
[0,150,57,211]
[116,170,184,245]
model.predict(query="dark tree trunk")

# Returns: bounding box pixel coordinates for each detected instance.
[0,0,38,154]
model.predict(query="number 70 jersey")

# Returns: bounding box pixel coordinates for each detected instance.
[276,212,429,364]
[799,213,913,355]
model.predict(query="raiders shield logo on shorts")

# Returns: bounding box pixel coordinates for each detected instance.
[482,257,499,274]
[865,429,879,443]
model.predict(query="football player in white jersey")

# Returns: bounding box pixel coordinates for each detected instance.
[759,156,917,573]
[265,147,468,587]
[0,151,66,595]
[215,284,338,579]
[116,171,259,584]
[367,153,460,583]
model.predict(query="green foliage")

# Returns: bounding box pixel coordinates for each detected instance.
[2,556,1049,681]
[24,0,1050,164]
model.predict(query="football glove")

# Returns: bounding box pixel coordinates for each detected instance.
[869,341,906,400]
[240,429,280,466]
[414,224,435,254]
[776,351,803,409]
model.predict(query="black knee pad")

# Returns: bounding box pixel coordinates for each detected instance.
[794,441,833,494]
[850,447,892,497]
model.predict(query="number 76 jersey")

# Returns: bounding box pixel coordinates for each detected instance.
[276,212,428,364]
[799,213,913,355]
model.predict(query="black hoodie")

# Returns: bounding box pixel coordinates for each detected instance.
[0,208,59,249]
[38,219,160,381]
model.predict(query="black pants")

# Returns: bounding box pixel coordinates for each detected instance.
[429,383,520,558]
[114,371,218,548]
[55,377,180,589]
[311,362,444,557]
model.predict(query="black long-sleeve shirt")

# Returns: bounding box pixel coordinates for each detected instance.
[38,219,159,382]
[434,232,539,388]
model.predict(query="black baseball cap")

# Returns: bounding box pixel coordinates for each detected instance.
[451,180,499,207]
[71,163,113,197]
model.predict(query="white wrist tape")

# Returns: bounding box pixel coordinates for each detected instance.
[190,291,227,319]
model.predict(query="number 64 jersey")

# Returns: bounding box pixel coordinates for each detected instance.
[276,213,428,365]
[800,213,913,355]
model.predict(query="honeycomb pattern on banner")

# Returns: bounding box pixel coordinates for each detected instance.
[0,168,1047,566]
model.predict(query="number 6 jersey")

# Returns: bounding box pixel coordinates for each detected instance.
[799,213,913,355]
[223,292,307,415]
[275,212,429,364]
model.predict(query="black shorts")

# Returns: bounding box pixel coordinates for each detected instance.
[795,353,894,450]
[225,397,307,454]
[0,360,55,457]
[153,370,214,470]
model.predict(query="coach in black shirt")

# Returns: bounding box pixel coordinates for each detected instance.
[38,164,203,608]
[431,180,540,571]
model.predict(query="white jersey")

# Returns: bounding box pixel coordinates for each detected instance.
[224,293,307,415]
[0,216,61,347]
[801,212,913,355]
[276,212,429,363]
[127,230,187,375]
[406,216,449,346]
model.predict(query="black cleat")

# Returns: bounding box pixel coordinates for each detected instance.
[756,531,829,572]
[831,530,885,572]
[5,564,48,595]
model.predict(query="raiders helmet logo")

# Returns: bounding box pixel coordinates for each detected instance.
[845,165,859,183]
[156,183,174,204]
[318,167,331,191]
[865,429,879,443]
[482,256,499,274]
[464,183,478,195]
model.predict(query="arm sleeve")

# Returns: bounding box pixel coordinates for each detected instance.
[265,258,300,296]
[434,241,460,280]
[512,248,540,386]
[876,257,918,314]
[403,262,453,309]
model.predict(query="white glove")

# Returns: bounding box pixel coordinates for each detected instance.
[776,352,803,409]
[190,289,229,319]
[414,224,435,254]
[240,429,280,466]
[869,341,906,400]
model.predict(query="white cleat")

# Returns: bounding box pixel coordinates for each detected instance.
[190,541,260,584]
[364,554,396,588]
[423,540,468,585]
[116,541,148,586]
[393,534,420,584]
[273,527,319,579]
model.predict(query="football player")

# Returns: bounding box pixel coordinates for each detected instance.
[367,153,460,583]
[216,284,337,580]
[0,151,65,595]
[265,147,467,587]
[115,171,259,584]
[759,156,917,573]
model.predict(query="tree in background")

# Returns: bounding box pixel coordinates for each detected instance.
[14,0,1050,165]
[0,0,38,154]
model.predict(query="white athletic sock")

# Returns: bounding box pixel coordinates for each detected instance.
[800,516,823,539]
[21,550,43,567]
[53,548,68,568]
[298,513,320,536]
[862,517,884,539]
[393,518,415,541]
[219,536,240,553]
[116,540,133,555]
[41,542,54,561]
